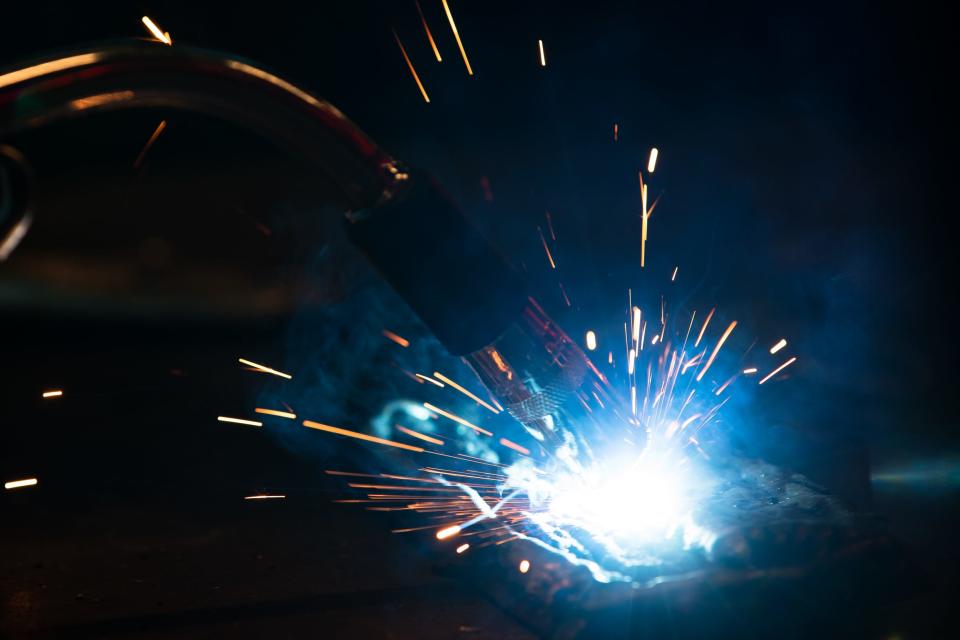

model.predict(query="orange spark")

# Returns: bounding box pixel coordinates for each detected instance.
[436,524,462,540]
[218,416,262,427]
[423,403,493,436]
[244,494,285,500]
[393,29,430,103]
[141,16,172,45]
[304,420,425,452]
[499,438,530,456]
[456,543,470,553]
[694,307,715,347]
[42,390,62,398]
[639,172,650,267]
[134,119,167,169]
[759,357,797,385]
[770,338,787,354]
[614,123,619,141]
[519,559,531,573]
[397,425,445,446]
[433,372,500,413]
[538,39,546,66]
[255,408,297,419]
[742,367,758,374]
[382,329,410,347]
[238,358,292,379]
[696,320,737,382]
[415,0,443,61]
[5,478,37,490]
[538,226,556,269]
[441,0,473,75]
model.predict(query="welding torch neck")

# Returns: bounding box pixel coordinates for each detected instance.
[0,41,407,211]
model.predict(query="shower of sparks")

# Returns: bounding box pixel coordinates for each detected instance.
[770,338,787,354]
[758,357,797,385]
[393,29,430,103]
[397,425,445,445]
[41,390,63,398]
[5,478,37,490]
[303,420,425,452]
[647,147,659,173]
[538,39,546,66]
[244,494,285,500]
[238,358,292,379]
[537,226,556,269]
[218,416,262,427]
[433,372,500,413]
[585,330,597,351]
[141,16,172,45]
[415,0,443,62]
[133,119,167,168]
[383,329,410,347]
[441,0,473,75]
[519,559,531,573]
[456,543,470,553]
[255,408,297,419]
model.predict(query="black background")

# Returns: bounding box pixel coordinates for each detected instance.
[1,1,956,638]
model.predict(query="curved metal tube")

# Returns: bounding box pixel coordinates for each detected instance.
[0,41,408,221]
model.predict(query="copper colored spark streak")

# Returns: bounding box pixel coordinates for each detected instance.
[433,373,499,413]
[42,390,62,398]
[141,16,172,45]
[538,39,546,66]
[397,425,444,445]
[255,408,297,419]
[393,30,430,103]
[695,307,715,347]
[759,357,797,385]
[696,321,737,382]
[415,0,443,61]
[538,226,556,269]
[244,494,285,500]
[303,420,424,452]
[424,403,493,436]
[441,0,473,75]
[770,338,788,354]
[499,438,530,456]
[382,329,410,347]
[238,358,291,379]
[133,120,167,168]
[639,172,649,267]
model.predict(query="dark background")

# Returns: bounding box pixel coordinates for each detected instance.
[1,1,955,637]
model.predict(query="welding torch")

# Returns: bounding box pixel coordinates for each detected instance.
[0,42,626,449]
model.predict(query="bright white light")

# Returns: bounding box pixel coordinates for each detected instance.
[547,457,689,542]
